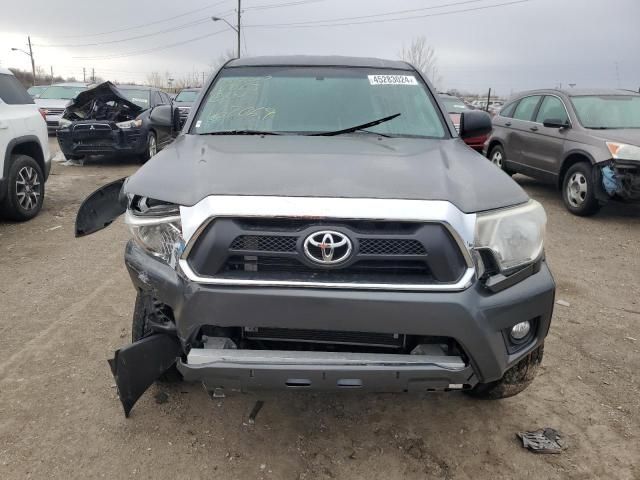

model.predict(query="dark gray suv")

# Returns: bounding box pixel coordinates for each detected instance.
[485,89,640,215]
[75,56,554,417]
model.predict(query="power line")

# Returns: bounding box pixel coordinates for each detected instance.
[35,18,214,48]
[246,0,532,28]
[73,29,228,60]
[50,0,232,38]
[247,0,492,25]
[244,0,325,11]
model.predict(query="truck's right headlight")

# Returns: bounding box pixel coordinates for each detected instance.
[125,198,185,268]
[475,200,546,274]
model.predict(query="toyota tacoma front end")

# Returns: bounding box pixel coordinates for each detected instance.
[76,56,555,416]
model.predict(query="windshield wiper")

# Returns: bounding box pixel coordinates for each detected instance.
[309,113,401,136]
[201,130,280,136]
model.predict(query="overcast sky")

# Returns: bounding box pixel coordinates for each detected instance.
[1,0,638,96]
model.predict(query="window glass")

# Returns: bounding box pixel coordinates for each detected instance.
[0,74,34,104]
[120,89,150,108]
[570,95,640,129]
[513,96,541,121]
[192,66,446,138]
[499,101,518,118]
[38,85,87,100]
[175,90,200,102]
[536,96,568,124]
[440,96,468,113]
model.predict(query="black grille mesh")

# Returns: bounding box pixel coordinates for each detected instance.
[230,235,297,252]
[359,238,426,256]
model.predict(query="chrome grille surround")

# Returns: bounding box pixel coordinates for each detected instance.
[178,196,477,291]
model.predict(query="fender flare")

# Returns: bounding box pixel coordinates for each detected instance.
[3,134,44,179]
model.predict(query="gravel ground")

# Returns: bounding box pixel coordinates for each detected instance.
[0,138,638,479]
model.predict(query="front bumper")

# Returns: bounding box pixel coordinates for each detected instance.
[57,127,147,156]
[45,114,62,133]
[125,241,555,388]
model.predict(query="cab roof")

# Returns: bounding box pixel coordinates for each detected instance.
[226,55,413,70]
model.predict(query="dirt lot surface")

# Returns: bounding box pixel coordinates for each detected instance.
[0,138,639,479]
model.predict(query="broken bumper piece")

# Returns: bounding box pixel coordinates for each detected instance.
[177,338,475,394]
[108,334,182,417]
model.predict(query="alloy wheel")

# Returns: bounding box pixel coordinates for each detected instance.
[491,150,503,168]
[148,134,157,158]
[15,166,41,211]
[566,172,588,207]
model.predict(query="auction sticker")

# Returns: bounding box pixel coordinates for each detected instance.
[368,75,418,86]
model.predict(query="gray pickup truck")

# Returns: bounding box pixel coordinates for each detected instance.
[76,56,555,417]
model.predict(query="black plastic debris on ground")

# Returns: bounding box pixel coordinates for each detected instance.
[517,428,566,454]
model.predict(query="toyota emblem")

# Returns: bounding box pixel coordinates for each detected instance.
[303,230,352,265]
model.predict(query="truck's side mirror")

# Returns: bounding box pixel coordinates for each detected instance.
[459,110,492,139]
[149,104,173,128]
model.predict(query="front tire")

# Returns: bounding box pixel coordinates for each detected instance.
[562,162,601,216]
[140,131,157,163]
[0,154,45,221]
[466,344,544,399]
[488,145,512,174]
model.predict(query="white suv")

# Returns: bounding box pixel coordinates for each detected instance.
[0,67,50,220]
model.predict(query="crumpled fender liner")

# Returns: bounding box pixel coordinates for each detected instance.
[108,334,182,417]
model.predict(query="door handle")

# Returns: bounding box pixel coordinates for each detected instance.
[530,126,539,132]
[505,122,512,127]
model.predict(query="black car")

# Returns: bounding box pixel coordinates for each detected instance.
[76,56,553,417]
[173,88,201,128]
[57,82,178,161]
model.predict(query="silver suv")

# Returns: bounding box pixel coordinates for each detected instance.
[485,89,640,215]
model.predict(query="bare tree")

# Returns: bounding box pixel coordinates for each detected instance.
[399,36,442,89]
[174,70,202,90]
[146,71,163,88]
[210,48,237,73]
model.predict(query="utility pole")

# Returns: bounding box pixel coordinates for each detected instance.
[50,66,53,85]
[27,36,36,86]
[237,0,242,58]
[92,67,95,83]
[486,88,491,112]
[83,67,86,82]
[211,0,242,58]
[202,71,205,87]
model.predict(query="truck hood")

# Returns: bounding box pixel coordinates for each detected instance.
[125,134,529,213]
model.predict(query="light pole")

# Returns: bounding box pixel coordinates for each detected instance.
[11,36,36,85]
[212,1,241,59]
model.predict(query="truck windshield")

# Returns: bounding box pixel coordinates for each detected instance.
[192,66,446,138]
[571,95,640,129]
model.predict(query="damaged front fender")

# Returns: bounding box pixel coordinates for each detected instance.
[108,334,182,417]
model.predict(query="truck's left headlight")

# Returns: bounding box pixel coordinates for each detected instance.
[125,209,185,268]
[475,200,546,274]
